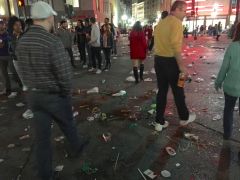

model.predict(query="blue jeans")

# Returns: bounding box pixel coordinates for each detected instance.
[223,93,240,139]
[28,93,82,179]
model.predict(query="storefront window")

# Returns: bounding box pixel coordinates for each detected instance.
[0,0,8,16]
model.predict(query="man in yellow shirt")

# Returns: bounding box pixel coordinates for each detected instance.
[154,1,196,132]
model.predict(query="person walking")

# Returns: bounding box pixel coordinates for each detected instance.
[153,0,196,132]
[129,21,147,83]
[215,22,240,140]
[16,2,88,179]
[84,18,92,69]
[56,20,75,68]
[75,20,87,67]
[101,24,113,71]
[88,17,102,74]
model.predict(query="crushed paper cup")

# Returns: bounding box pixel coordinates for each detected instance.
[55,165,64,172]
[161,170,171,178]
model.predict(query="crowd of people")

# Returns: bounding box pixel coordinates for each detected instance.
[0,0,240,179]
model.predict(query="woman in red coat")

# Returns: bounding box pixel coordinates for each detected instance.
[129,21,147,83]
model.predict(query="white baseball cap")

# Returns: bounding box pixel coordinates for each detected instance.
[31,1,57,19]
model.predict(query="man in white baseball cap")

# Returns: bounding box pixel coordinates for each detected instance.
[16,1,89,179]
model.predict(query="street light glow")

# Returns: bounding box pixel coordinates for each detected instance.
[121,14,128,21]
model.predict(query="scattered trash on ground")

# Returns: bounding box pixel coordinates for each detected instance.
[195,78,204,83]
[234,106,239,111]
[184,133,199,141]
[19,134,30,140]
[73,111,79,117]
[176,163,181,167]
[211,75,217,79]
[138,168,147,180]
[144,169,157,179]
[150,68,156,74]
[55,165,64,172]
[22,109,34,119]
[87,116,95,122]
[212,115,221,121]
[187,64,193,68]
[114,153,120,171]
[54,136,64,142]
[0,159,4,163]
[102,79,106,84]
[144,78,153,82]
[87,87,99,94]
[8,92,17,99]
[7,144,15,148]
[161,170,171,178]
[126,76,135,82]
[16,103,25,107]
[148,109,155,115]
[102,132,112,142]
[81,162,98,175]
[112,90,127,97]
[165,146,176,156]
[22,147,31,152]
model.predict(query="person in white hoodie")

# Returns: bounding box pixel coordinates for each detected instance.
[88,17,102,74]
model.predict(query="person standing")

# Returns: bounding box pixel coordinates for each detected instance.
[75,20,87,67]
[16,2,88,179]
[129,21,147,83]
[88,17,102,74]
[84,18,92,69]
[101,24,113,71]
[215,22,240,140]
[153,1,196,132]
[56,20,75,68]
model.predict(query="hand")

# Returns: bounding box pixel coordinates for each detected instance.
[215,83,222,91]
[179,66,188,76]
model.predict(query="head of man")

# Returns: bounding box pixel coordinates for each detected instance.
[60,20,68,29]
[161,11,169,19]
[13,20,22,34]
[85,18,90,26]
[170,1,187,21]
[77,20,83,27]
[31,1,57,32]
[90,17,96,25]
[104,18,109,24]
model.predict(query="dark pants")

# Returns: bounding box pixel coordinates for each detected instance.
[112,40,117,55]
[223,93,240,139]
[103,48,111,68]
[154,56,189,124]
[78,43,86,64]
[0,58,22,93]
[86,44,92,67]
[91,47,102,69]
[28,93,82,179]
[65,48,75,67]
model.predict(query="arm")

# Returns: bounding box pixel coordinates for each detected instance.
[215,45,231,90]
[51,39,72,96]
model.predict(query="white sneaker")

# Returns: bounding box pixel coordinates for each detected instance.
[155,121,169,132]
[8,92,17,98]
[96,69,102,74]
[88,68,95,72]
[180,112,196,126]
[83,65,88,69]
[22,86,28,92]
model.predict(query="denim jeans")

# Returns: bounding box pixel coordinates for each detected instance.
[28,92,82,179]
[103,48,111,68]
[86,44,92,67]
[91,46,102,69]
[78,43,86,64]
[223,93,240,139]
[154,56,189,124]
[65,48,75,67]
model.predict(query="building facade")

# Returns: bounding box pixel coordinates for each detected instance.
[132,0,145,23]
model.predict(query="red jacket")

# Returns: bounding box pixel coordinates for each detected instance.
[129,30,147,60]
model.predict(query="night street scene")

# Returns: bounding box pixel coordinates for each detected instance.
[0,0,240,179]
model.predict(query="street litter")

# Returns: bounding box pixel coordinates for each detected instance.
[144,78,153,82]
[22,109,34,119]
[101,113,107,121]
[218,97,223,99]
[87,116,95,122]
[19,134,30,140]
[16,103,25,107]
[103,132,112,142]
[73,111,79,117]
[161,170,171,178]
[126,76,135,82]
[211,75,217,79]
[212,115,221,121]
[87,87,99,94]
[7,144,15,148]
[8,92,17,98]
[184,133,199,141]
[176,163,181,167]
[195,78,204,83]
[112,90,127,97]
[81,162,98,175]
[234,106,239,111]
[187,64,193,68]
[54,136,64,142]
[129,123,138,129]
[144,169,157,179]
[0,159,4,163]
[114,153,120,171]
[152,88,158,94]
[138,168,147,180]
[113,57,117,59]
[102,79,106,84]
[22,147,31,152]
[151,104,156,109]
[165,147,176,156]
[192,72,197,76]
[150,68,156,74]
[55,165,64,172]
[148,109,155,115]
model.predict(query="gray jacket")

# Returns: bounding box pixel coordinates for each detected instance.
[89,23,100,47]
[56,27,72,48]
